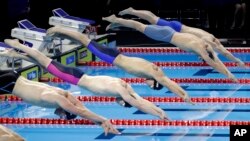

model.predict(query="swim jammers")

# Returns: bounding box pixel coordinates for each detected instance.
[46,60,85,85]
[144,25,176,43]
[0,70,20,94]
[87,41,120,64]
[156,18,182,32]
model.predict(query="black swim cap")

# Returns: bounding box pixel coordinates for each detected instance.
[65,111,77,120]
[207,51,214,60]
[123,101,132,108]
[116,97,132,108]
[152,79,163,90]
[55,108,77,120]
[200,50,214,62]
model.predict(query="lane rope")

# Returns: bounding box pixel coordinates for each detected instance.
[45,77,250,84]
[78,61,250,67]
[2,95,250,103]
[118,47,250,54]
[0,118,249,126]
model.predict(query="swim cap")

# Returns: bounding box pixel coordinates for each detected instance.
[208,51,214,60]
[123,101,132,108]
[199,51,214,62]
[152,79,163,90]
[116,97,132,108]
[55,108,77,120]
[65,111,77,120]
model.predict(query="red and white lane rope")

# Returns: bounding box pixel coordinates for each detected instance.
[78,61,250,67]
[2,95,250,103]
[118,47,250,54]
[41,77,250,84]
[0,118,249,126]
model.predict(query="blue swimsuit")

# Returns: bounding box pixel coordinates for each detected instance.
[87,41,120,64]
[156,19,182,32]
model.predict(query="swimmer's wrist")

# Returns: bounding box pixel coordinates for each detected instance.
[95,118,108,125]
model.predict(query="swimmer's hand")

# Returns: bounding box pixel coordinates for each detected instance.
[155,107,170,120]
[232,78,239,83]
[160,113,170,121]
[184,97,195,105]
[228,74,239,83]
[101,120,121,136]
[236,60,249,69]
[4,39,20,47]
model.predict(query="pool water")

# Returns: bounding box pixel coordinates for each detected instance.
[1,51,250,141]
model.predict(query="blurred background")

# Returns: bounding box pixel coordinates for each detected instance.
[0,0,249,45]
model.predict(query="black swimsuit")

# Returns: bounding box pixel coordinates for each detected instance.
[0,70,20,94]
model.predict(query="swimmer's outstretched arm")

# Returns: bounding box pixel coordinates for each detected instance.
[42,93,120,136]
[0,125,25,141]
[198,45,238,82]
[204,37,247,68]
[117,81,169,120]
[170,33,238,82]
[155,73,194,104]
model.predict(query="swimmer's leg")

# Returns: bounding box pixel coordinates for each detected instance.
[47,26,91,46]
[0,49,37,64]
[103,15,147,32]
[118,7,159,24]
[4,39,51,68]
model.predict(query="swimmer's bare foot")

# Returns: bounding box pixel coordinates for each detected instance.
[102,14,117,23]
[118,7,134,16]
[0,49,18,58]
[46,26,63,36]
[4,39,20,48]
[106,23,122,31]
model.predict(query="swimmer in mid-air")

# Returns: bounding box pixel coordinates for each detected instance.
[0,125,25,141]
[46,26,194,104]
[116,7,247,68]
[0,69,119,136]
[0,40,168,120]
[101,14,238,83]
